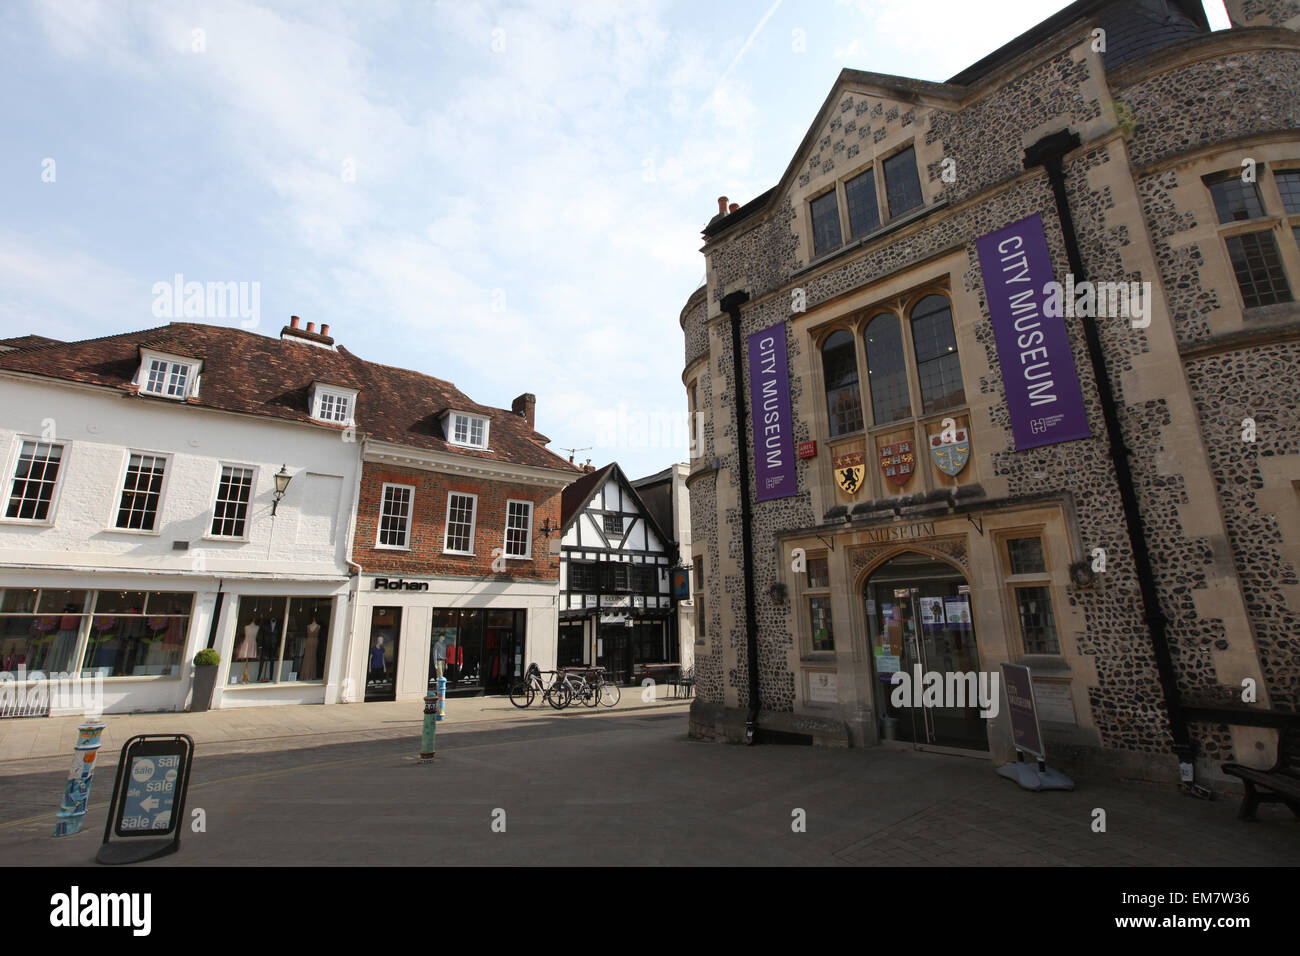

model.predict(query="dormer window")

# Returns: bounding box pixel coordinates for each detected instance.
[447,412,489,449]
[310,384,357,425]
[138,351,200,400]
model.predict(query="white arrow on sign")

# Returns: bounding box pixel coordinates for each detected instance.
[140,797,160,812]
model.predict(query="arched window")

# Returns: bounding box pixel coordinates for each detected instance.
[910,295,964,414]
[821,330,864,436]
[863,313,911,425]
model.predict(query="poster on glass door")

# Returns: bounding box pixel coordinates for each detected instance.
[919,597,945,627]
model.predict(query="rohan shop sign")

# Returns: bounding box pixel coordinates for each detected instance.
[373,578,429,591]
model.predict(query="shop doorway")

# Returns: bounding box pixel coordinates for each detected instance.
[864,551,988,752]
[597,625,630,684]
[365,606,400,702]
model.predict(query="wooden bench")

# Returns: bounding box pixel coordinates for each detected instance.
[1221,724,1300,821]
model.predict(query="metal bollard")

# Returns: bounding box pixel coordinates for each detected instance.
[436,675,446,721]
[53,721,107,837]
[420,693,438,761]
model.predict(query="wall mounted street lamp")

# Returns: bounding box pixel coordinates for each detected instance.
[271,464,292,516]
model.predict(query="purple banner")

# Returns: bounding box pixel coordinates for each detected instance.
[976,213,1090,451]
[747,322,797,502]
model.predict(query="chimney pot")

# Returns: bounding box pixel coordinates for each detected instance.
[306,321,315,333]
[717,196,729,215]
[728,202,739,213]
[321,324,330,337]
[290,315,300,329]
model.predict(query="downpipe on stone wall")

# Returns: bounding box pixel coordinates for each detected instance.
[722,289,762,745]
[1023,129,1196,784]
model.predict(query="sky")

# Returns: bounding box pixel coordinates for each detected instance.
[0,0,1231,478]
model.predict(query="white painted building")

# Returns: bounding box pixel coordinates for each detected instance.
[0,321,361,715]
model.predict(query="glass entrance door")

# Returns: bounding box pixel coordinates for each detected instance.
[865,552,987,752]
[365,607,400,702]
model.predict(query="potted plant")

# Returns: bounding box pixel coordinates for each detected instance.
[190,648,221,713]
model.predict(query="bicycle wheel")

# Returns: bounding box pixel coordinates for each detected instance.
[582,680,599,708]
[600,680,620,707]
[509,681,534,708]
[546,682,571,710]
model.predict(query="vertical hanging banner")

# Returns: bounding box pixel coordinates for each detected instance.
[747,322,797,501]
[975,213,1091,451]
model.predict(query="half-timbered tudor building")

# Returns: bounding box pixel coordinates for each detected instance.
[557,463,678,682]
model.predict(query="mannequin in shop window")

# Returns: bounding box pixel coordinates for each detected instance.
[257,618,279,682]
[369,635,387,685]
[48,604,81,674]
[235,617,259,684]
[300,617,321,681]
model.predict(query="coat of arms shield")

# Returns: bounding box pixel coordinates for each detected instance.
[878,441,915,487]
[833,452,865,495]
[929,429,970,477]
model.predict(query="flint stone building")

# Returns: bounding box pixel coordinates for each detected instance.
[681,0,1300,783]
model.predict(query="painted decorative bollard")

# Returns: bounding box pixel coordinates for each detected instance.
[419,674,447,761]
[53,721,107,837]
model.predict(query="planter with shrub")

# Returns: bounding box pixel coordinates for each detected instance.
[190,648,221,713]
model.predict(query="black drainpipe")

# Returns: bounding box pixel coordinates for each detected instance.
[721,289,762,745]
[205,579,225,650]
[1023,130,1194,774]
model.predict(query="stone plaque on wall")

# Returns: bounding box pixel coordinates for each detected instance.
[1033,680,1076,724]
[807,671,837,703]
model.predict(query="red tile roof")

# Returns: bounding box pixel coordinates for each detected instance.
[0,334,63,352]
[0,322,580,474]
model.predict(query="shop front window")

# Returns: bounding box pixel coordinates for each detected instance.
[0,588,90,676]
[82,591,191,678]
[229,595,332,685]
[430,608,526,695]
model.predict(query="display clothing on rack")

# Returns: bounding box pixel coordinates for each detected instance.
[300,621,321,681]
[235,623,259,660]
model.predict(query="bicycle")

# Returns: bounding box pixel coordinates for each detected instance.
[509,663,569,709]
[590,668,621,707]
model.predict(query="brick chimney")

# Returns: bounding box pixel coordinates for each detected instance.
[280,315,336,348]
[512,392,536,428]
[717,196,729,215]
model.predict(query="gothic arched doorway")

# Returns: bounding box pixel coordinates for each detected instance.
[864,551,988,752]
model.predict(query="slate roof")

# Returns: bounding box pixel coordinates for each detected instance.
[0,322,579,474]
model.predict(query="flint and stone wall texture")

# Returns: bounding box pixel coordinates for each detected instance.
[682,15,1300,779]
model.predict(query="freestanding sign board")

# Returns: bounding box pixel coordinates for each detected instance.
[97,734,194,865]
[1000,663,1045,759]
[996,664,1073,791]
